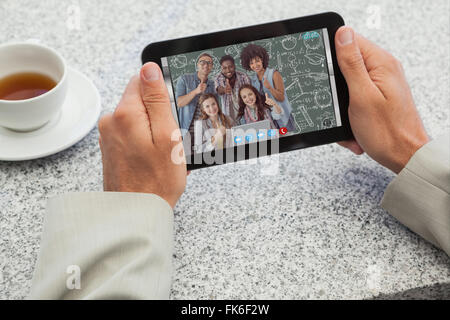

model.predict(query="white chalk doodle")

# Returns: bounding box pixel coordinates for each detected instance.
[292,111,311,131]
[299,105,314,127]
[281,35,297,51]
[287,52,300,75]
[293,92,315,106]
[291,114,302,132]
[171,55,187,69]
[314,89,332,109]
[277,51,283,72]
[302,72,328,81]
[304,53,325,66]
[224,44,243,61]
[285,78,304,101]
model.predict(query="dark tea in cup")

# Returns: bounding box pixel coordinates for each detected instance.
[0,72,57,100]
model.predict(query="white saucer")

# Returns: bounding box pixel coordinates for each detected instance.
[0,67,101,161]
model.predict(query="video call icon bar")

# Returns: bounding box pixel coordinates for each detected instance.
[233,127,288,145]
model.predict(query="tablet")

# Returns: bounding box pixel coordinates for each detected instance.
[142,12,352,170]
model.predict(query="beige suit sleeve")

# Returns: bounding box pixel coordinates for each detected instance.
[381,134,450,255]
[28,192,174,299]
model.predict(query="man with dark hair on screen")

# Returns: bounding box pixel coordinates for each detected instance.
[215,55,250,124]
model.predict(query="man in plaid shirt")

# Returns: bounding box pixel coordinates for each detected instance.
[214,55,251,125]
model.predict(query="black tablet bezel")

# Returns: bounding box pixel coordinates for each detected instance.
[142,11,352,170]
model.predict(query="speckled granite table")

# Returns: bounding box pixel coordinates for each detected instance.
[0,0,449,300]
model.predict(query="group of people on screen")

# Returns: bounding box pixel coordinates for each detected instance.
[175,44,295,153]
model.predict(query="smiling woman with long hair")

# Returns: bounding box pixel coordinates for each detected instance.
[237,84,283,129]
[194,93,234,153]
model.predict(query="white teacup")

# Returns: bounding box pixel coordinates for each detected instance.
[0,42,68,131]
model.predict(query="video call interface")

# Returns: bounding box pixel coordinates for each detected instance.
[161,28,342,156]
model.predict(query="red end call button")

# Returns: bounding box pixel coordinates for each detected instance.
[279,127,288,135]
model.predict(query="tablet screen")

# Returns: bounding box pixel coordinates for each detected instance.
[161,28,341,156]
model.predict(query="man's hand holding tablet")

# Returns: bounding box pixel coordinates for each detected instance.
[334,27,429,173]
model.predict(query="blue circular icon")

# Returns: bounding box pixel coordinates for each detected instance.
[257,131,265,139]
[245,134,253,142]
[268,129,276,137]
[234,136,242,143]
